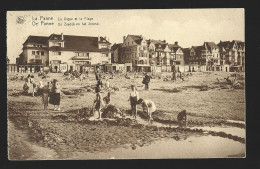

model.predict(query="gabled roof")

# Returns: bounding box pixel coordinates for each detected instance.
[218,41,231,49]
[150,39,167,45]
[191,46,203,53]
[111,43,122,51]
[128,35,143,45]
[204,42,219,50]
[23,35,49,45]
[237,42,245,49]
[168,44,181,52]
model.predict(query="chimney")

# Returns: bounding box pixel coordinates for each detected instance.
[61,33,64,40]
[175,41,178,45]
[98,36,100,41]
[104,36,106,40]
[123,36,126,42]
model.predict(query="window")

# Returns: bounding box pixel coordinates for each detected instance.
[41,51,44,55]
[32,51,35,55]
[86,53,89,56]
[36,51,40,55]
[54,52,61,55]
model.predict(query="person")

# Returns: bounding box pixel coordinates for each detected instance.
[172,69,177,82]
[137,98,156,122]
[42,85,49,110]
[49,79,61,111]
[177,110,187,128]
[86,70,89,77]
[93,85,104,119]
[143,73,151,90]
[103,92,111,106]
[36,81,44,96]
[30,78,36,97]
[129,85,139,118]
[95,69,101,81]
[105,78,110,89]
[23,81,29,94]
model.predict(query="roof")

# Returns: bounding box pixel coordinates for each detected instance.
[168,44,181,52]
[23,35,49,45]
[111,43,122,51]
[128,35,143,45]
[24,34,111,52]
[218,40,245,51]
[150,39,167,45]
[191,46,203,53]
[182,48,190,57]
[204,42,219,49]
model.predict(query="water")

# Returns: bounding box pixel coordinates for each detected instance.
[70,135,245,159]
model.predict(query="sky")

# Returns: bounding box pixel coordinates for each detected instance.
[7,9,244,64]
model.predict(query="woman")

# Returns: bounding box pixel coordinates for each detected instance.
[49,79,61,111]
[137,98,156,122]
[93,85,104,119]
[129,85,139,118]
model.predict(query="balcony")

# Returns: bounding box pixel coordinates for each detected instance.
[72,56,92,60]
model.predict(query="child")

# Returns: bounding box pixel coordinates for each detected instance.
[42,85,49,110]
[137,98,156,122]
[129,85,139,118]
[103,92,111,106]
[49,79,61,111]
[93,85,104,119]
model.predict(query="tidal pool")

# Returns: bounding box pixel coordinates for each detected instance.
[70,135,245,159]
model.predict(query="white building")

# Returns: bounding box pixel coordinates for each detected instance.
[18,33,111,73]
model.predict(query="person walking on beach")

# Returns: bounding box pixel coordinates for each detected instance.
[143,73,151,90]
[129,85,139,119]
[49,79,61,111]
[137,98,156,122]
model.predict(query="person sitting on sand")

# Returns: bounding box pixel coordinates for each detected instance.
[129,85,139,119]
[136,98,156,122]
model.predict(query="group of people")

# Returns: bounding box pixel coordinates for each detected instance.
[93,69,156,122]
[23,74,61,111]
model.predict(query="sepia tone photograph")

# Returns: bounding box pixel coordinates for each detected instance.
[7,9,245,160]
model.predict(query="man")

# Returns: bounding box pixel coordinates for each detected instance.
[143,73,151,90]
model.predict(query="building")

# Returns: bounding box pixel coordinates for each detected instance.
[184,46,204,72]
[201,42,221,71]
[218,40,245,72]
[183,42,220,72]
[168,42,185,72]
[17,35,50,73]
[120,35,150,72]
[147,39,171,72]
[17,33,112,73]
[111,43,123,64]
